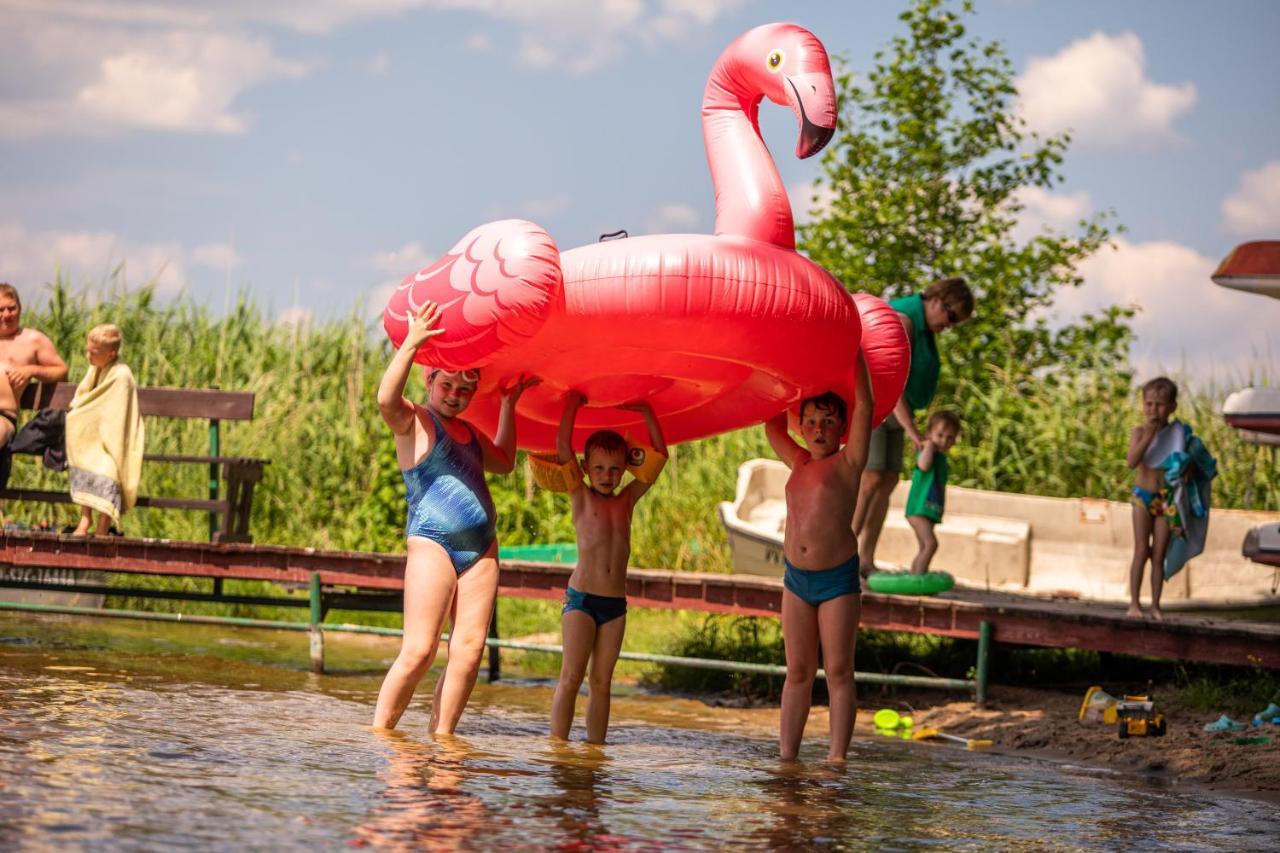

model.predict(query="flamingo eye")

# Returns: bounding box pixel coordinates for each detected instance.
[766,49,785,72]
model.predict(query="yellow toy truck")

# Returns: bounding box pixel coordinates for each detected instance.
[1114,695,1167,739]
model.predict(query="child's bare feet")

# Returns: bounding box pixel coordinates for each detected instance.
[1125,604,1143,618]
[1149,606,1164,622]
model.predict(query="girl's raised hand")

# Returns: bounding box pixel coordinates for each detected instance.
[501,373,541,404]
[403,302,445,349]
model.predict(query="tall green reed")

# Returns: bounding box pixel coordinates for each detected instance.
[10,277,1277,574]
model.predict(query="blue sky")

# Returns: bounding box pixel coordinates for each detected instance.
[1,0,1277,383]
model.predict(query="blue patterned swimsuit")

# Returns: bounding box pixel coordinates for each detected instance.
[402,409,497,573]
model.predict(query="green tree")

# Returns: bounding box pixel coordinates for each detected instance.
[799,0,1135,494]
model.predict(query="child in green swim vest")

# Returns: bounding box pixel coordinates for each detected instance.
[905,410,961,575]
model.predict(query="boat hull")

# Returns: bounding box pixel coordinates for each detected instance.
[1223,387,1280,437]
[720,459,1280,607]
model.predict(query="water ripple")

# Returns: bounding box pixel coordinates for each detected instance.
[2,615,1279,850]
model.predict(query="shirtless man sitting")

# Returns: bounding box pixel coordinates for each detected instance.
[0,283,70,448]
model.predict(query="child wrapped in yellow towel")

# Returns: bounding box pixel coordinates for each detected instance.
[67,324,144,536]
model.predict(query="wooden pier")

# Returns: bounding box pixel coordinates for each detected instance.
[2,532,1277,670]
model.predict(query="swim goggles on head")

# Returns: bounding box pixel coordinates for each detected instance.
[428,368,482,384]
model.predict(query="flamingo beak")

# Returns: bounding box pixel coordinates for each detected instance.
[785,71,837,159]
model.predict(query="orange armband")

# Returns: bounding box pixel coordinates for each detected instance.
[626,444,668,484]
[528,452,583,493]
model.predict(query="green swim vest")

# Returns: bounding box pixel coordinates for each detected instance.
[889,293,940,411]
[905,451,948,522]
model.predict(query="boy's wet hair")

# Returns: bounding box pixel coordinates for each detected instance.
[922,276,975,321]
[0,283,19,310]
[927,409,961,433]
[584,429,628,461]
[88,323,122,352]
[800,391,847,425]
[1143,376,1178,404]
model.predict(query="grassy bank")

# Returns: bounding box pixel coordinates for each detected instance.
[9,281,1279,698]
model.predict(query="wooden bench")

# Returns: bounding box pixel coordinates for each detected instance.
[0,382,268,543]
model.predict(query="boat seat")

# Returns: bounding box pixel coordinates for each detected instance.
[745,498,787,536]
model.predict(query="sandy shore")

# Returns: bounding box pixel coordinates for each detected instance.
[840,685,1280,801]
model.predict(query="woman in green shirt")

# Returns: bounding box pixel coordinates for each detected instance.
[852,277,974,573]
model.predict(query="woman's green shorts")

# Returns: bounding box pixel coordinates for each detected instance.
[866,413,905,473]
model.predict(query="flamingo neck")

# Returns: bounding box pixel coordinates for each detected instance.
[701,57,794,249]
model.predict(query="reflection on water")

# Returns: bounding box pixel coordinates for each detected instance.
[2,613,1278,850]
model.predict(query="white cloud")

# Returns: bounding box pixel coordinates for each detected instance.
[191,242,242,271]
[1,0,745,138]
[1221,161,1280,238]
[367,282,399,320]
[0,14,309,139]
[515,194,571,219]
[8,1,424,36]
[77,32,307,134]
[364,241,435,317]
[0,220,186,295]
[366,50,391,76]
[788,180,838,226]
[366,241,434,277]
[649,0,747,42]
[1057,237,1279,380]
[276,305,314,328]
[1016,32,1196,151]
[491,0,743,72]
[644,202,701,234]
[1008,186,1093,243]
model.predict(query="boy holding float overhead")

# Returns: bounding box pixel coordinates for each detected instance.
[535,391,667,745]
[764,361,874,762]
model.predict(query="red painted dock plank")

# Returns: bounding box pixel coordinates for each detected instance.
[3,533,1277,669]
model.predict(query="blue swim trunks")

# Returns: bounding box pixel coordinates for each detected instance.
[784,554,861,607]
[563,586,627,625]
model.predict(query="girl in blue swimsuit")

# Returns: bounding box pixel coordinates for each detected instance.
[372,301,538,734]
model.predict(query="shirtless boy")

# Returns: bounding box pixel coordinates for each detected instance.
[548,391,667,744]
[764,361,873,761]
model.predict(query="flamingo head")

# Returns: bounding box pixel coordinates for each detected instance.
[729,23,837,159]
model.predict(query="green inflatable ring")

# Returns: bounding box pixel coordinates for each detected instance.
[866,571,955,596]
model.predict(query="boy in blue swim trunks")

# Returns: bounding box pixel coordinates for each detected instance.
[373,301,538,734]
[1125,376,1179,621]
[764,361,873,762]
[548,390,666,744]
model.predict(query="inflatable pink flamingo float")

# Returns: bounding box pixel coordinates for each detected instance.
[384,23,907,451]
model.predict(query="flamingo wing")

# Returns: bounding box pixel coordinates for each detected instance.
[383,219,562,369]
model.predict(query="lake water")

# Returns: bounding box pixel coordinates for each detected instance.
[2,612,1277,850]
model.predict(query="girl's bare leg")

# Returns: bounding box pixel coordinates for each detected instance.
[373,539,457,729]
[431,546,499,734]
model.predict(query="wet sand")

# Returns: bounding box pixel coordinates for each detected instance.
[821,685,1280,802]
